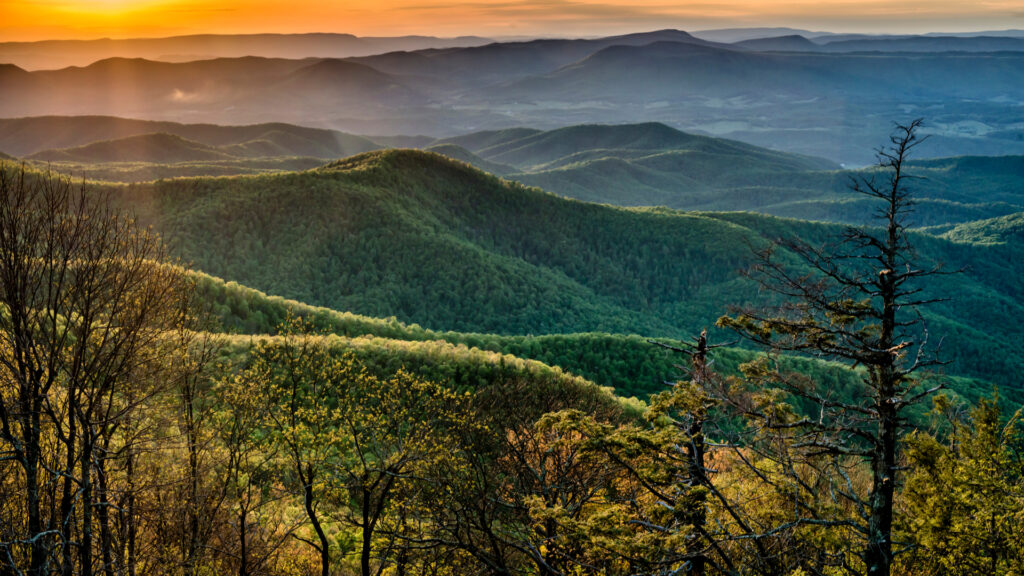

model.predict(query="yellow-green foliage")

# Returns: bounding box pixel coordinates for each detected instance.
[898,396,1024,576]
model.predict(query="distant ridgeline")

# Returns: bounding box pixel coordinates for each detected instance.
[4,29,1024,163]
[6,117,1024,228]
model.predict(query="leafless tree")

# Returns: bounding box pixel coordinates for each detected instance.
[719,119,950,576]
[0,165,191,576]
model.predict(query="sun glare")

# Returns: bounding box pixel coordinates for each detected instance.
[0,0,1020,41]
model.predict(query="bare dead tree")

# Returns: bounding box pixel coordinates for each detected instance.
[718,119,951,576]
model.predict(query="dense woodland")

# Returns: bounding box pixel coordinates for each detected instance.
[2,121,1024,576]
[89,146,1024,391]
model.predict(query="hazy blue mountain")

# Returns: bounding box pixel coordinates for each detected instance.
[3,31,1024,164]
[434,128,545,152]
[496,41,1024,101]
[817,36,1024,52]
[924,30,1024,38]
[0,33,494,71]
[481,41,1024,163]
[733,34,1024,53]
[28,133,236,163]
[0,116,380,158]
[691,27,830,43]
[423,143,516,175]
[1,56,422,125]
[350,29,730,87]
[733,35,821,51]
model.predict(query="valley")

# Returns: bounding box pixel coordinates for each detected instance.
[3,22,1024,576]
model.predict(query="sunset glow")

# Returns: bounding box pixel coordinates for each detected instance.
[2,0,1021,42]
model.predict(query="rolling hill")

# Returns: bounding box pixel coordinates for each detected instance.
[424,123,1024,226]
[423,144,516,175]
[942,212,1024,246]
[10,116,1022,228]
[434,122,834,172]
[93,149,1024,391]
[193,265,1017,407]
[0,116,380,158]
[28,133,236,163]
[203,269,1002,410]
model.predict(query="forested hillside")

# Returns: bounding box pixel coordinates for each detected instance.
[91,150,1024,391]
[3,115,1023,576]
[195,269,1017,406]
[430,123,1024,226]
[10,116,1022,230]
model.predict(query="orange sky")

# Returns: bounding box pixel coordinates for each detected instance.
[2,0,1022,41]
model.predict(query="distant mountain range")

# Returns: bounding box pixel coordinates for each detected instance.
[692,27,1024,43]
[8,116,1023,228]
[3,29,1024,164]
[0,115,379,158]
[7,29,1024,72]
[0,33,493,71]
[735,34,1024,53]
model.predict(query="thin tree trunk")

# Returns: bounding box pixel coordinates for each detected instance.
[361,489,372,576]
[301,465,330,576]
[81,430,95,576]
[125,448,137,576]
[60,398,78,576]
[865,190,901,576]
[238,510,248,576]
[686,332,709,576]
[96,440,116,576]
[25,393,47,576]
[865,390,897,576]
[185,392,201,576]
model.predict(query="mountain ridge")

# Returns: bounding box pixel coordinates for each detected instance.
[84,148,1024,389]
[0,115,381,157]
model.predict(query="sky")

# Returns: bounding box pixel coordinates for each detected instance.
[2,0,1023,42]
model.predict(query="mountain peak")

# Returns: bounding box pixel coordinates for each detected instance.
[319,148,485,175]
